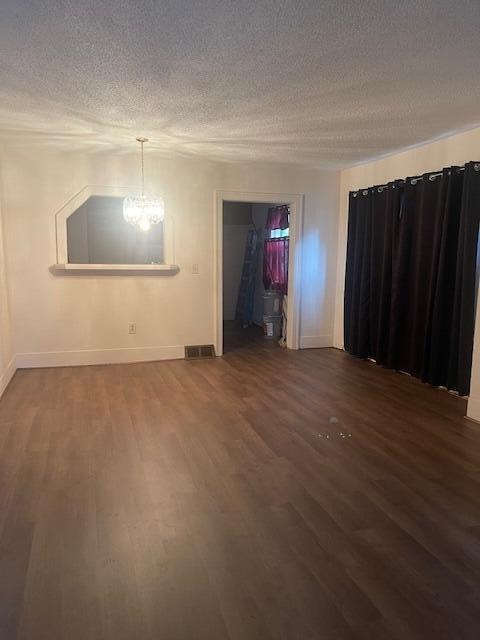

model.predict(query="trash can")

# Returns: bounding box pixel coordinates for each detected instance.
[263,290,282,316]
[263,315,283,339]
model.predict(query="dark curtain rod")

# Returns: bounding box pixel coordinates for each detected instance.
[351,162,480,197]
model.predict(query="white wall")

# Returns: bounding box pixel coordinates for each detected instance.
[0,168,14,396]
[0,146,339,367]
[332,125,480,419]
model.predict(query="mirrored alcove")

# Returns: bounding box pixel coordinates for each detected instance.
[67,196,164,265]
[51,186,178,275]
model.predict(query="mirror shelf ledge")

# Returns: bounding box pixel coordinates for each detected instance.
[50,263,180,276]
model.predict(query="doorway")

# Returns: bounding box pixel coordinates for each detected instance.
[214,190,303,356]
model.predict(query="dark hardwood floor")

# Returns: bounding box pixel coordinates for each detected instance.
[223,320,272,353]
[1,341,480,639]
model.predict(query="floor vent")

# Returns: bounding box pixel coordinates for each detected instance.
[185,344,216,360]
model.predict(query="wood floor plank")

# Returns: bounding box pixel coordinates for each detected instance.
[1,326,480,638]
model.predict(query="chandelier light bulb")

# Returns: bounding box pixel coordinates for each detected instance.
[138,216,151,232]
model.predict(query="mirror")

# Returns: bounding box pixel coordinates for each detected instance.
[66,196,164,264]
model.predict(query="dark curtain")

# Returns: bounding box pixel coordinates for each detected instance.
[344,162,480,396]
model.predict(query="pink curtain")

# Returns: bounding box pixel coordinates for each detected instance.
[266,205,289,231]
[263,237,289,294]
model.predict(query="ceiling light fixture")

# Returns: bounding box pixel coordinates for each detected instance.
[123,137,164,231]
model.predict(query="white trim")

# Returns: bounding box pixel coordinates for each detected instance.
[465,413,480,425]
[467,396,480,423]
[214,190,304,357]
[0,357,16,397]
[50,263,179,275]
[54,184,175,266]
[16,345,184,369]
[299,335,333,349]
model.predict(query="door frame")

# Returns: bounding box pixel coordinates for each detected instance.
[214,190,304,356]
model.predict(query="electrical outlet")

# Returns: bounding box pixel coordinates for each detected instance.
[128,323,136,334]
[192,263,199,274]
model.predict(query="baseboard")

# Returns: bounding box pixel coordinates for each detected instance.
[299,335,333,349]
[0,357,16,397]
[466,396,480,423]
[15,345,185,369]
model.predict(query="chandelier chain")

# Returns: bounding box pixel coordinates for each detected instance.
[141,139,144,196]
[123,136,164,230]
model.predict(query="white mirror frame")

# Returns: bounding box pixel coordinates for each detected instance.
[53,185,177,273]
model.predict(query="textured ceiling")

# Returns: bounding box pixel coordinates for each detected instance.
[1,0,480,168]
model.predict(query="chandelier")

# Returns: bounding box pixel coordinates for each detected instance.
[123,137,164,231]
